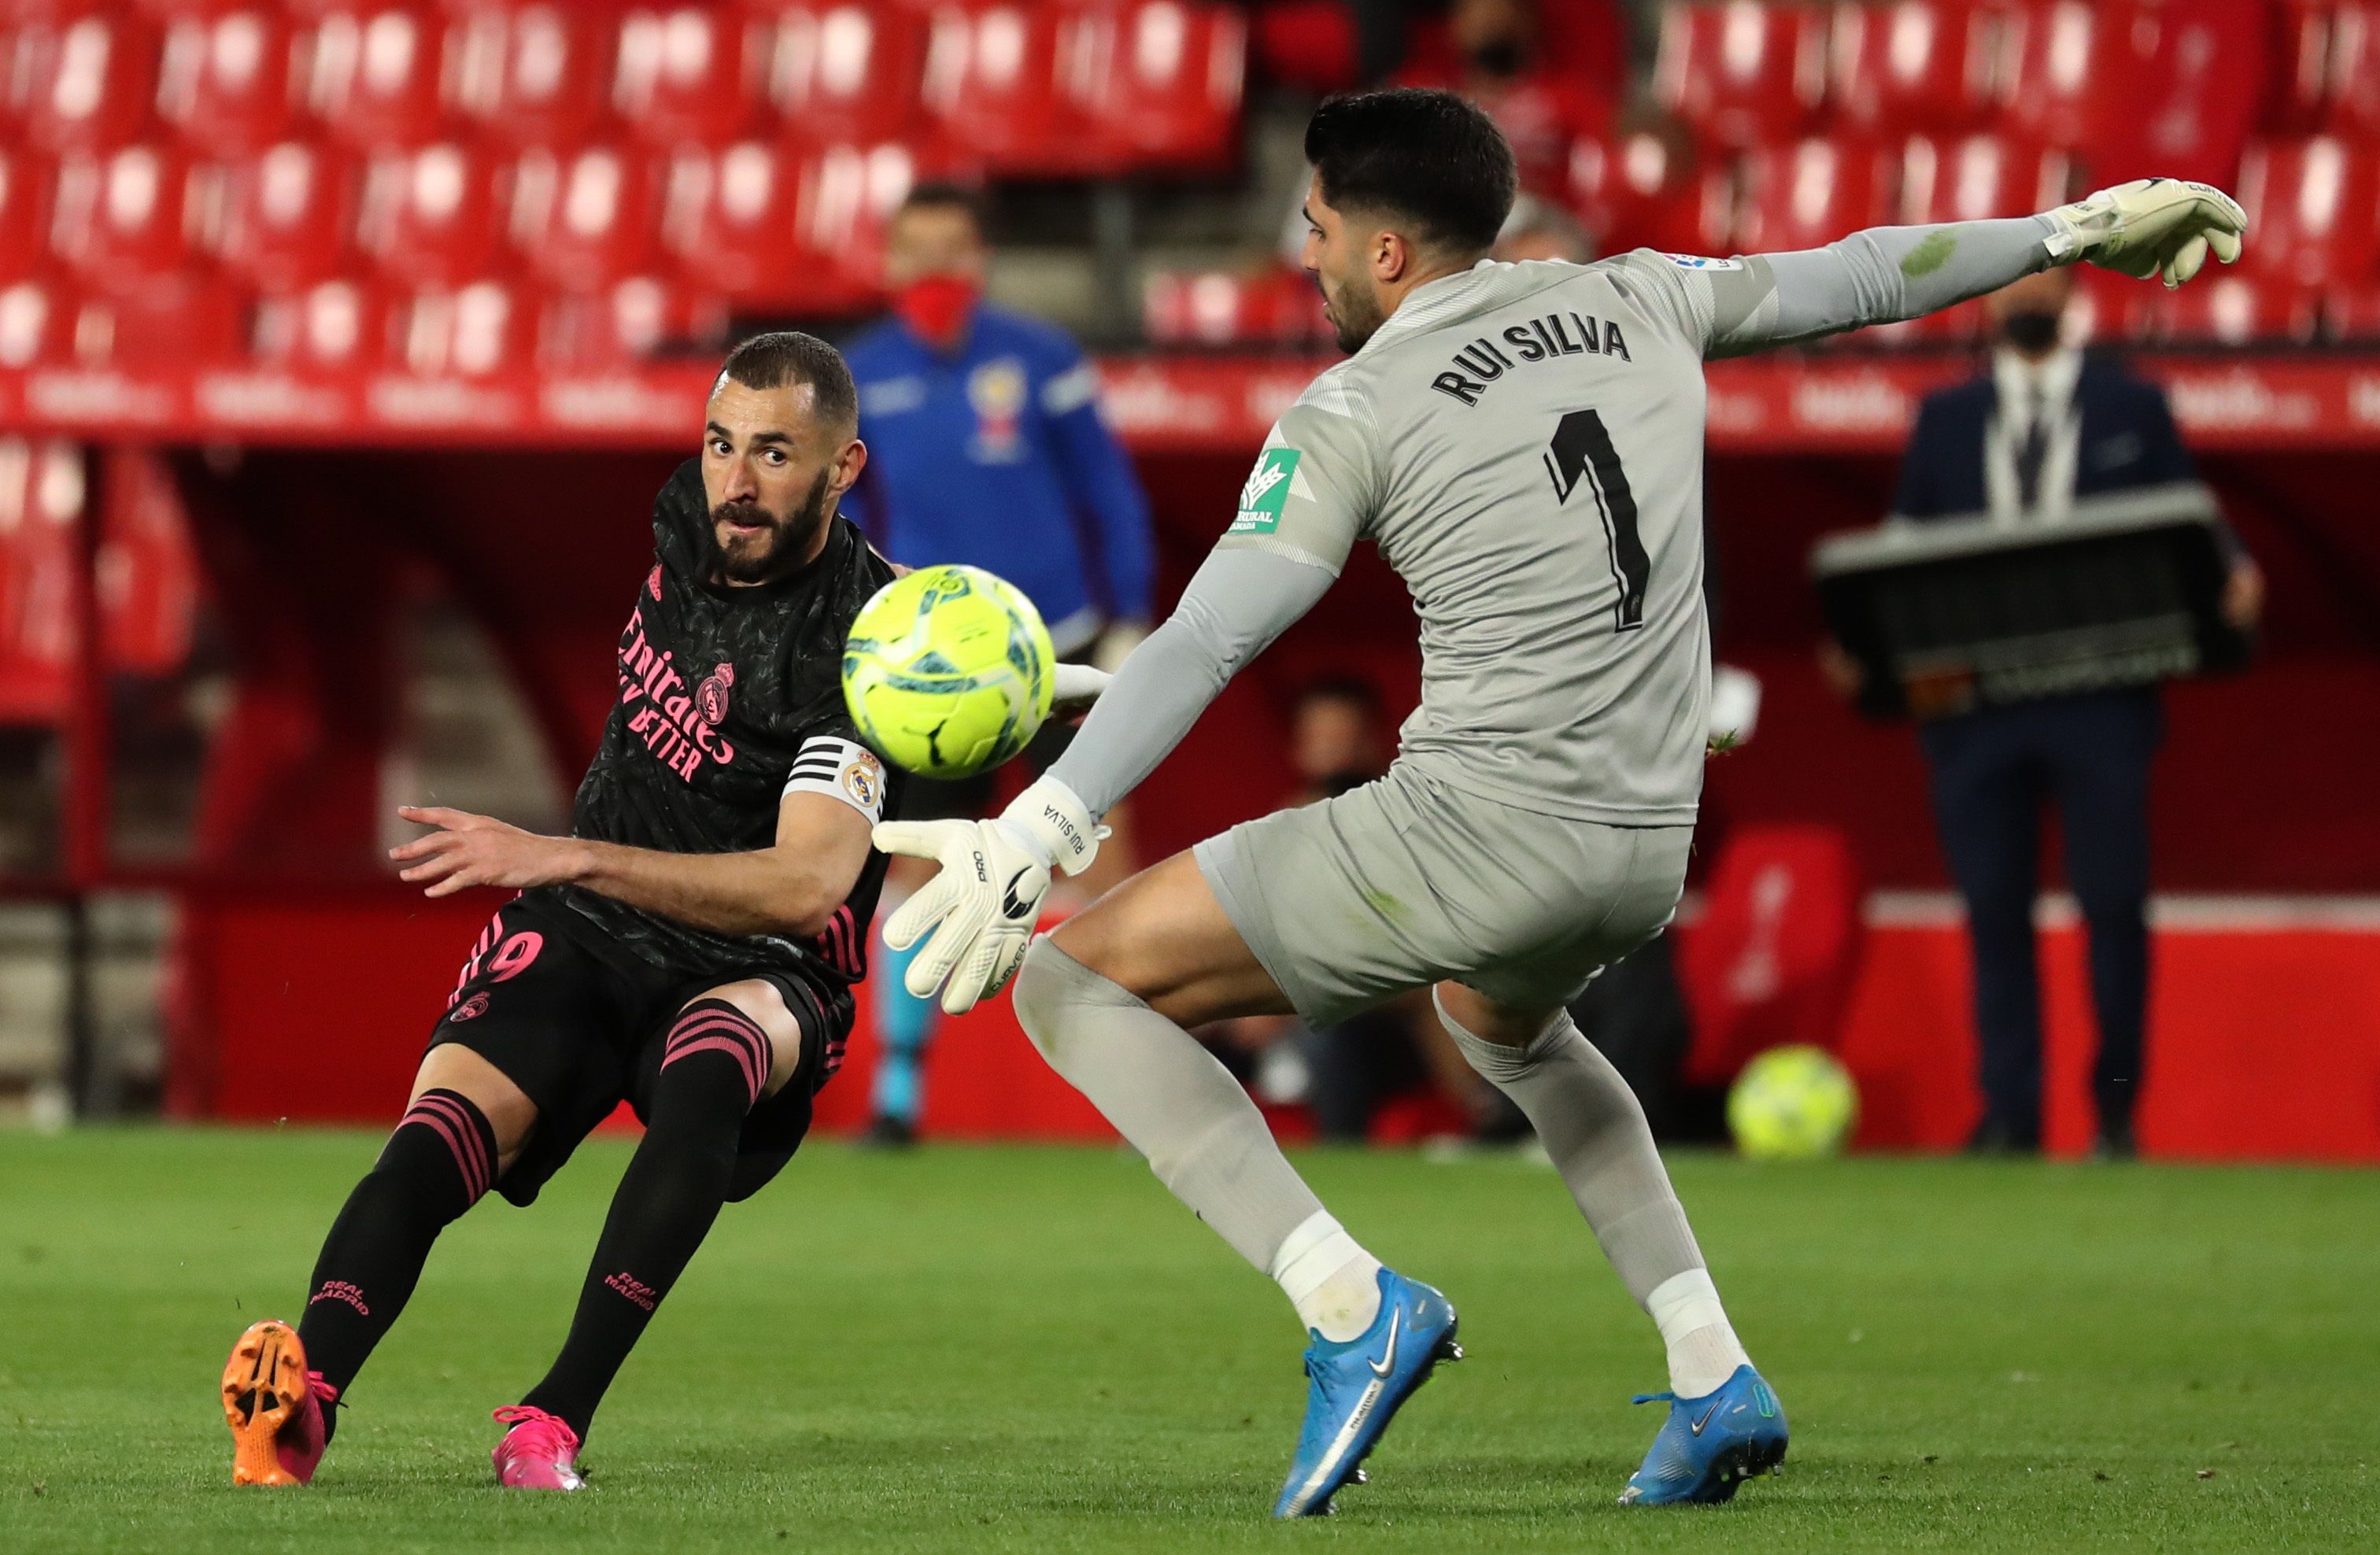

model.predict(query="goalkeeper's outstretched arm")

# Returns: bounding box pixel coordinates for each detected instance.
[1045,548,1334,818]
[1689,177,2249,357]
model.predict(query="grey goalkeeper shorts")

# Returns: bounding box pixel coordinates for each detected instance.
[1194,763,1693,1029]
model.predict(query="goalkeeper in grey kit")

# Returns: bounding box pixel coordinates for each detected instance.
[878,88,2249,1517]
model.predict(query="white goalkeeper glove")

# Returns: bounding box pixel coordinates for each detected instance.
[2045,177,2248,289]
[872,774,1106,1015]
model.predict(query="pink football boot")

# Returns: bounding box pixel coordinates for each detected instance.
[221,1320,338,1486]
[491,1405,585,1490]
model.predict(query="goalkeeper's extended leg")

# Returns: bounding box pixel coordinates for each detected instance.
[1432,985,1786,1506]
[1011,852,1461,1520]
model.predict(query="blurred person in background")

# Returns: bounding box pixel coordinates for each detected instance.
[1395,0,1616,194]
[1856,266,2264,1159]
[843,183,1157,1148]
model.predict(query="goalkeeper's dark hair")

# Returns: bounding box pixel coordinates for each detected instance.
[718,331,858,437]
[1304,88,1518,258]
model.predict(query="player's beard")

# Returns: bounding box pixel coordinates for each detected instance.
[1318,265,1388,355]
[710,470,833,586]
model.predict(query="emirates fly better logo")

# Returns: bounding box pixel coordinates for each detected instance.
[1232,448,1301,534]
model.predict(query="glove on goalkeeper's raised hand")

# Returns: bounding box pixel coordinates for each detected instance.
[2046,178,2248,289]
[872,775,1104,1016]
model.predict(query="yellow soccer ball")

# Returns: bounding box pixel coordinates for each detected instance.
[841,564,1055,778]
[1727,1045,1859,1162]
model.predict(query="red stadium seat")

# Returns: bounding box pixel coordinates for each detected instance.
[156,6,304,155]
[2270,0,2341,133]
[0,278,77,369]
[2069,267,2155,345]
[1082,1,1247,174]
[615,4,770,149]
[510,143,665,293]
[2145,271,2319,345]
[211,141,360,293]
[307,4,456,149]
[0,149,56,285]
[2326,2,2380,137]
[2234,136,2380,290]
[1825,0,2000,139]
[14,6,161,152]
[251,278,389,368]
[918,1,1102,176]
[393,279,534,375]
[763,0,929,148]
[357,141,512,290]
[1735,137,1896,253]
[538,275,711,364]
[74,279,246,367]
[0,437,77,726]
[1567,128,1728,256]
[1142,265,1325,349]
[1994,0,2124,156]
[1896,134,2074,223]
[51,142,202,294]
[1653,0,1826,150]
[663,139,907,313]
[453,1,623,148]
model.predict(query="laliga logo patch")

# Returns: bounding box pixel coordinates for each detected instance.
[451,992,490,1022]
[697,661,735,726]
[841,751,884,811]
[647,565,663,601]
[1662,253,1745,271]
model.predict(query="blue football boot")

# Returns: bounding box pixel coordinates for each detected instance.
[1272,1268,1462,1519]
[1618,1364,1788,1506]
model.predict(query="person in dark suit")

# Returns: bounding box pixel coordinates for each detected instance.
[1866,265,2261,1158]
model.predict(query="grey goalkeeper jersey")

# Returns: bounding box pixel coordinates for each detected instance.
[1051,217,2063,826]
[1226,251,1752,823]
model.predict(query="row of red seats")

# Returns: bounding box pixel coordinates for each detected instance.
[1655,0,2326,180]
[1148,127,2380,352]
[2,137,920,318]
[0,1,1244,176]
[1576,131,2380,292]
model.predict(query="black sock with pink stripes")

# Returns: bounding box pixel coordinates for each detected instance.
[297,1088,497,1435]
[519,999,767,1440]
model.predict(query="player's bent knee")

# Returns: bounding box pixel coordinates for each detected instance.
[1011,938,1075,1062]
[412,1043,539,1166]
[667,984,794,1106]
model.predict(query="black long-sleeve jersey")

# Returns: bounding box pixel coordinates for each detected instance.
[529,459,902,992]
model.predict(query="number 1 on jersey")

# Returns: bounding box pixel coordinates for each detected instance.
[1543,408,1650,632]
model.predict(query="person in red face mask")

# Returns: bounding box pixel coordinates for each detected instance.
[840,183,1156,1149]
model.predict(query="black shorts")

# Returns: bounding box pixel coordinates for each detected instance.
[426,893,844,1207]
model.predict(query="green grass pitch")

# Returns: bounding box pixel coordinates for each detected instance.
[2,1129,2374,1552]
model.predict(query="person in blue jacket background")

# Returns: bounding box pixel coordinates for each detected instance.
[842,182,1156,1147]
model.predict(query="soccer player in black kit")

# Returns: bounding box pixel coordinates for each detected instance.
[219,333,906,1491]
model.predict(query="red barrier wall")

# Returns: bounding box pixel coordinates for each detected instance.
[180,888,2380,1165]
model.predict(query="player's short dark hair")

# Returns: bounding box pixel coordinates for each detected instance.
[894,179,988,232]
[718,331,857,436]
[1304,88,1517,257]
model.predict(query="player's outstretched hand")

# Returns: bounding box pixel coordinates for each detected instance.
[873,817,1051,1016]
[2048,178,2248,289]
[872,776,1105,1015]
[390,805,580,897]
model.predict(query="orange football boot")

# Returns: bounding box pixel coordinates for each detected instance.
[221,1320,335,1486]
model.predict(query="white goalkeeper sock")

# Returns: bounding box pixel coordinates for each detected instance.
[1647,1269,1752,1399]
[1269,1211,1384,1343]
